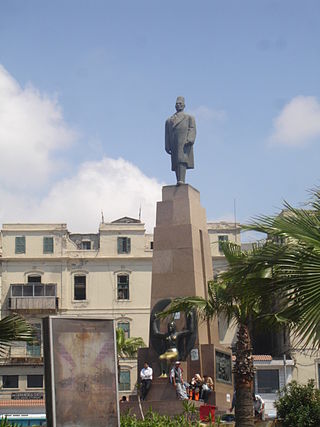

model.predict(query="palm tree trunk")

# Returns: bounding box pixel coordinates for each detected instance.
[234,324,254,427]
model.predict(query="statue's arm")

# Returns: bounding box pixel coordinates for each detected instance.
[178,330,191,338]
[187,115,196,144]
[152,316,165,338]
[165,119,172,154]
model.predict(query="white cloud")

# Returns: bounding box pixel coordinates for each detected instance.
[0,65,163,232]
[269,96,320,147]
[0,65,76,190]
[37,157,162,232]
[190,106,226,122]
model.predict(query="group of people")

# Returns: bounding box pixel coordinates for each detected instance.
[189,373,214,402]
[138,360,265,420]
[139,360,215,403]
[170,361,214,402]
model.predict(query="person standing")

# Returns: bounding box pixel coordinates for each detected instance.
[140,362,153,401]
[170,361,188,400]
[253,393,265,420]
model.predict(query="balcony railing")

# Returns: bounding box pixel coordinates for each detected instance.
[0,344,43,365]
[9,283,58,312]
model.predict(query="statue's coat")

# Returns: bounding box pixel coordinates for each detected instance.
[165,112,196,172]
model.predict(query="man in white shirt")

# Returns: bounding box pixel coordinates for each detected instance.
[140,362,153,400]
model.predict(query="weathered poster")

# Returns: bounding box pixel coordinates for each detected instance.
[44,317,119,427]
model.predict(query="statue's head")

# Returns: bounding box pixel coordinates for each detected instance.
[168,321,176,333]
[175,96,185,112]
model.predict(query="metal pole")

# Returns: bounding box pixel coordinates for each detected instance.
[283,353,287,387]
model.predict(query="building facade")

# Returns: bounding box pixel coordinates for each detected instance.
[0,218,153,401]
[0,218,319,419]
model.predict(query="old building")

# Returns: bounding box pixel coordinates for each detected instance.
[0,218,319,419]
[0,218,153,402]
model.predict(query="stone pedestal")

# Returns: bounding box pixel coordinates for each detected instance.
[138,184,233,412]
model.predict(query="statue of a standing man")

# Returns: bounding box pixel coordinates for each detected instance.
[165,96,196,184]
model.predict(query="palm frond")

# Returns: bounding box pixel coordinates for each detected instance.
[242,190,320,348]
[116,328,145,359]
[0,314,34,356]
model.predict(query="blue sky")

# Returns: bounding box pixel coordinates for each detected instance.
[1,1,320,237]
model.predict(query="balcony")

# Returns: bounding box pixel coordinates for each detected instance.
[0,344,44,365]
[8,283,58,313]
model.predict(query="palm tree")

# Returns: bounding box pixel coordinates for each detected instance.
[159,243,276,427]
[116,327,145,382]
[116,328,145,361]
[0,313,34,355]
[116,328,146,418]
[239,190,320,348]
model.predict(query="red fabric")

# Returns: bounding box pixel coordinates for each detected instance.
[199,404,215,422]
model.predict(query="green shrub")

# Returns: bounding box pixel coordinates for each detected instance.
[275,379,320,427]
[0,417,19,427]
[120,406,202,426]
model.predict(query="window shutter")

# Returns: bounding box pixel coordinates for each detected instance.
[127,238,131,253]
[117,237,122,253]
[43,237,54,253]
[15,236,25,254]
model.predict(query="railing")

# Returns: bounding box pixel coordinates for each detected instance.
[0,345,44,365]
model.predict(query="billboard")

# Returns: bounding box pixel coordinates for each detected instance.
[44,317,119,427]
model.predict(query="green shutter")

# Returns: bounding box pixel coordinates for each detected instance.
[117,237,123,253]
[126,238,131,253]
[43,237,54,253]
[218,235,229,251]
[15,236,25,254]
[119,371,130,391]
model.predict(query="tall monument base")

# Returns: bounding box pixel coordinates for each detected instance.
[138,184,233,411]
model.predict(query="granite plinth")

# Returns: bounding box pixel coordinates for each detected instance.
[141,184,233,412]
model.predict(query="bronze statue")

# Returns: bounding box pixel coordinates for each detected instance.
[150,298,197,369]
[165,96,196,184]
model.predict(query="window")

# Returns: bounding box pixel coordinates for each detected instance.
[81,241,91,250]
[28,275,41,283]
[150,241,154,250]
[15,236,25,254]
[27,323,41,357]
[12,285,22,297]
[34,285,44,296]
[218,235,229,252]
[117,237,131,254]
[45,284,56,296]
[74,275,86,300]
[23,285,33,296]
[43,237,54,253]
[27,375,43,388]
[119,370,130,391]
[117,275,129,300]
[2,375,18,388]
[118,322,130,338]
[257,369,279,393]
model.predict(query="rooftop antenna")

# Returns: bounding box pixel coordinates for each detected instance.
[138,204,142,222]
[101,210,105,224]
